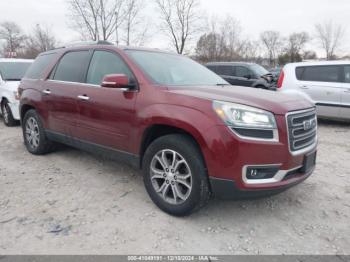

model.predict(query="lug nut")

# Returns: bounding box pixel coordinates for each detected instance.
[166,180,170,184]
[174,175,177,180]
[171,181,175,185]
[163,173,167,178]
[171,169,175,173]
[166,168,169,172]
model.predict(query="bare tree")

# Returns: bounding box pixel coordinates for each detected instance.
[285,32,310,62]
[123,0,149,46]
[155,0,202,54]
[67,0,125,42]
[315,21,345,60]
[0,21,26,57]
[22,24,58,58]
[260,31,282,67]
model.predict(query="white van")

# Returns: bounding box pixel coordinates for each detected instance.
[277,61,350,121]
[0,59,33,126]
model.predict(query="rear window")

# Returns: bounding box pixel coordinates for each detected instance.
[296,65,341,83]
[53,51,91,83]
[0,62,32,81]
[25,53,56,80]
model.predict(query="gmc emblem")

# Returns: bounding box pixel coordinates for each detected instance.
[303,118,317,131]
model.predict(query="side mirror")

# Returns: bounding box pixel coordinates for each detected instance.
[101,74,130,89]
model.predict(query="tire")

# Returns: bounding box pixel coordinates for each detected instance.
[1,100,18,127]
[142,134,210,216]
[22,109,56,155]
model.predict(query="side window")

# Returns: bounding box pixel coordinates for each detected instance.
[344,66,350,83]
[86,51,133,86]
[301,66,341,83]
[53,51,91,83]
[236,66,250,78]
[295,67,304,80]
[217,66,233,76]
[206,65,217,73]
[25,53,56,79]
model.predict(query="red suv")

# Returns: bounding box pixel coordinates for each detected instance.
[19,42,317,216]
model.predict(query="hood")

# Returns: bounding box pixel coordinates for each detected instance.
[1,80,21,92]
[168,85,314,115]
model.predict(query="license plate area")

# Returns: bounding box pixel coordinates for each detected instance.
[301,151,317,173]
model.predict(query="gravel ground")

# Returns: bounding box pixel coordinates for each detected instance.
[0,119,349,255]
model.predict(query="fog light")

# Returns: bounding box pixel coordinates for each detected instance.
[246,166,279,180]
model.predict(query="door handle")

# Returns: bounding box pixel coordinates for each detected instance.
[300,86,309,90]
[77,95,90,101]
[42,89,51,95]
[344,89,350,93]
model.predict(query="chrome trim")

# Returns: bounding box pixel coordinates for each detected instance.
[47,79,100,88]
[229,127,279,143]
[77,95,90,101]
[242,164,302,185]
[286,108,318,156]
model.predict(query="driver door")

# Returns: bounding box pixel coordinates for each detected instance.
[74,50,138,153]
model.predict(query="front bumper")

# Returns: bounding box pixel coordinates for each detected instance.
[202,115,317,198]
[209,166,315,199]
[7,100,20,120]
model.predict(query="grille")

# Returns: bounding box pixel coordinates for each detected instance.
[287,108,317,152]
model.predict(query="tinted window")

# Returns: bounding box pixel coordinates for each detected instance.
[235,66,251,78]
[250,64,268,77]
[216,66,233,76]
[86,51,133,85]
[296,67,304,80]
[0,62,32,81]
[53,51,91,83]
[25,54,56,79]
[297,66,341,83]
[206,65,217,73]
[345,66,350,83]
[126,50,227,86]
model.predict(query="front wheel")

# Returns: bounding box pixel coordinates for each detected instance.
[142,134,210,216]
[1,100,17,127]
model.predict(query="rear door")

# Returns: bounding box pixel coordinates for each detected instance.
[340,65,350,120]
[74,49,138,152]
[216,65,236,85]
[296,65,342,118]
[43,50,92,135]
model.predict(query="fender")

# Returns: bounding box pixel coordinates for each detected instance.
[132,103,218,160]
[20,88,49,126]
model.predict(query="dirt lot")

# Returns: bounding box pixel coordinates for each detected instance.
[0,120,349,255]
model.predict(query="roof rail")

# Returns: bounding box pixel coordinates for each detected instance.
[56,40,114,49]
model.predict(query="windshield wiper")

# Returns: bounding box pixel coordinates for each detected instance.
[4,78,21,81]
[216,83,230,86]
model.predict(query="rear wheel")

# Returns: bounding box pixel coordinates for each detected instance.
[1,100,17,127]
[22,109,56,155]
[142,134,210,216]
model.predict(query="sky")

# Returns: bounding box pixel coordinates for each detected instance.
[0,0,349,57]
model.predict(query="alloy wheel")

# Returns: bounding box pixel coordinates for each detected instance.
[150,149,193,205]
[25,117,40,149]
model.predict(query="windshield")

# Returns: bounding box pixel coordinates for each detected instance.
[250,64,269,77]
[0,62,32,81]
[125,50,228,86]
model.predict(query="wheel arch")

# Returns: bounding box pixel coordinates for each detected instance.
[139,123,208,170]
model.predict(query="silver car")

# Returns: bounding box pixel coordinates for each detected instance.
[277,61,350,121]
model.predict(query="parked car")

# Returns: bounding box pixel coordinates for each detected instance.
[269,67,282,81]
[277,61,350,121]
[0,58,33,126]
[206,62,275,90]
[19,42,317,216]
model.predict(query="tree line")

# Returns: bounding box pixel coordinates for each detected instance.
[0,0,347,67]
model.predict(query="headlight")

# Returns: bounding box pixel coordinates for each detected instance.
[213,101,278,141]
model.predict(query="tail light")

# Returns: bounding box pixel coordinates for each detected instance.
[277,70,284,89]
